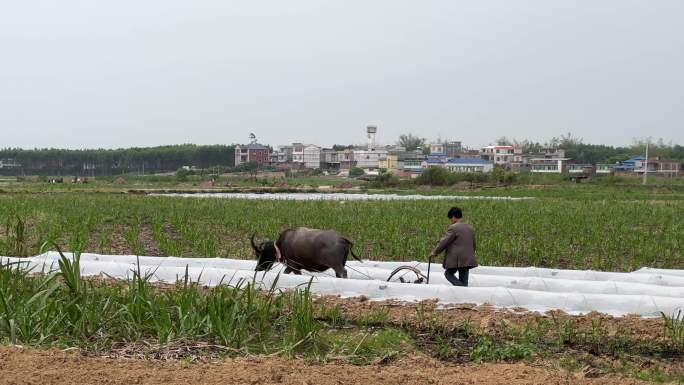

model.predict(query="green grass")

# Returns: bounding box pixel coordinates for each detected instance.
[0,192,682,271]
[321,328,413,364]
[0,253,322,356]
[0,256,411,364]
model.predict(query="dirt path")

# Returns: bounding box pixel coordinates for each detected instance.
[0,346,645,385]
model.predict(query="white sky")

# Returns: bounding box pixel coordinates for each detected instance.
[1,1,683,149]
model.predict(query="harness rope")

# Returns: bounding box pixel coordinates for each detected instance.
[270,242,374,280]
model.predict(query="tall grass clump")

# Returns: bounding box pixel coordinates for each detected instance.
[0,255,324,357]
[662,311,684,352]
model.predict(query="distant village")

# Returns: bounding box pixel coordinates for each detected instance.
[235,126,681,178]
[0,126,680,179]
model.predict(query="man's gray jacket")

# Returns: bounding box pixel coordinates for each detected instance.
[431,222,478,269]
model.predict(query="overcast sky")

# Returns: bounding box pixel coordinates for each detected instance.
[1,1,683,150]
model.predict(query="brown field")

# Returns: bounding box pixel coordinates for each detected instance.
[0,345,648,385]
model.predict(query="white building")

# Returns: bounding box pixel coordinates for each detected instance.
[530,158,572,173]
[429,143,445,155]
[303,145,321,169]
[480,145,515,165]
[291,143,305,164]
[446,158,493,173]
[352,148,387,169]
[271,145,293,163]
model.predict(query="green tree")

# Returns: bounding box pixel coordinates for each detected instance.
[235,161,258,180]
[0,145,236,176]
[398,134,426,152]
[496,136,513,146]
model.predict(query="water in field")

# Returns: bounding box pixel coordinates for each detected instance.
[149,192,532,201]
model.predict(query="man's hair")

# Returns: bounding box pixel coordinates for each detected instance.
[447,207,463,219]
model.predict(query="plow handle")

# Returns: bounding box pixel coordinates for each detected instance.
[426,254,432,284]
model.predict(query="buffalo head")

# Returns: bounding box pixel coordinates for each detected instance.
[251,234,278,271]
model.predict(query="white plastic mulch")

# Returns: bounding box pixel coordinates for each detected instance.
[2,252,683,317]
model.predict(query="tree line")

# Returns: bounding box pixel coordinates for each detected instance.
[0,145,235,176]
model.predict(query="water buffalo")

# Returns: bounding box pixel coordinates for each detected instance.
[250,227,362,278]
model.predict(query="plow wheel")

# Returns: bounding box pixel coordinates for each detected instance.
[386,266,428,284]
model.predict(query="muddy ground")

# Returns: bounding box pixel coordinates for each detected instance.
[0,346,648,385]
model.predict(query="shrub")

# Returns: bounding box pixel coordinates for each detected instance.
[349,167,365,178]
[370,170,400,187]
[175,168,191,182]
[415,168,453,186]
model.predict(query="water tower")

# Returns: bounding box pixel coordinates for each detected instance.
[366,126,377,151]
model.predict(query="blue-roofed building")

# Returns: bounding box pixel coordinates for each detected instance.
[421,156,448,169]
[614,156,646,173]
[446,158,494,173]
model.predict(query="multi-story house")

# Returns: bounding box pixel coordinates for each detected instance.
[524,147,569,174]
[444,141,463,157]
[480,145,515,166]
[303,145,321,169]
[234,143,270,167]
[379,154,399,173]
[339,150,357,170]
[353,148,387,169]
[291,143,305,164]
[320,149,341,171]
[429,143,445,155]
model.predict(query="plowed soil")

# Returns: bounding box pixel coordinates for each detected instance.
[319,297,667,340]
[0,346,646,385]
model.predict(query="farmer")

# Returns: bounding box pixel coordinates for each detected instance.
[430,207,478,286]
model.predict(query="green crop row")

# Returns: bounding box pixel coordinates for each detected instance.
[0,193,682,271]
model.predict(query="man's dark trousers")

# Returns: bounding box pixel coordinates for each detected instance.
[444,267,470,286]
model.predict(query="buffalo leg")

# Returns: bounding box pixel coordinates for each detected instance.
[333,266,348,279]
